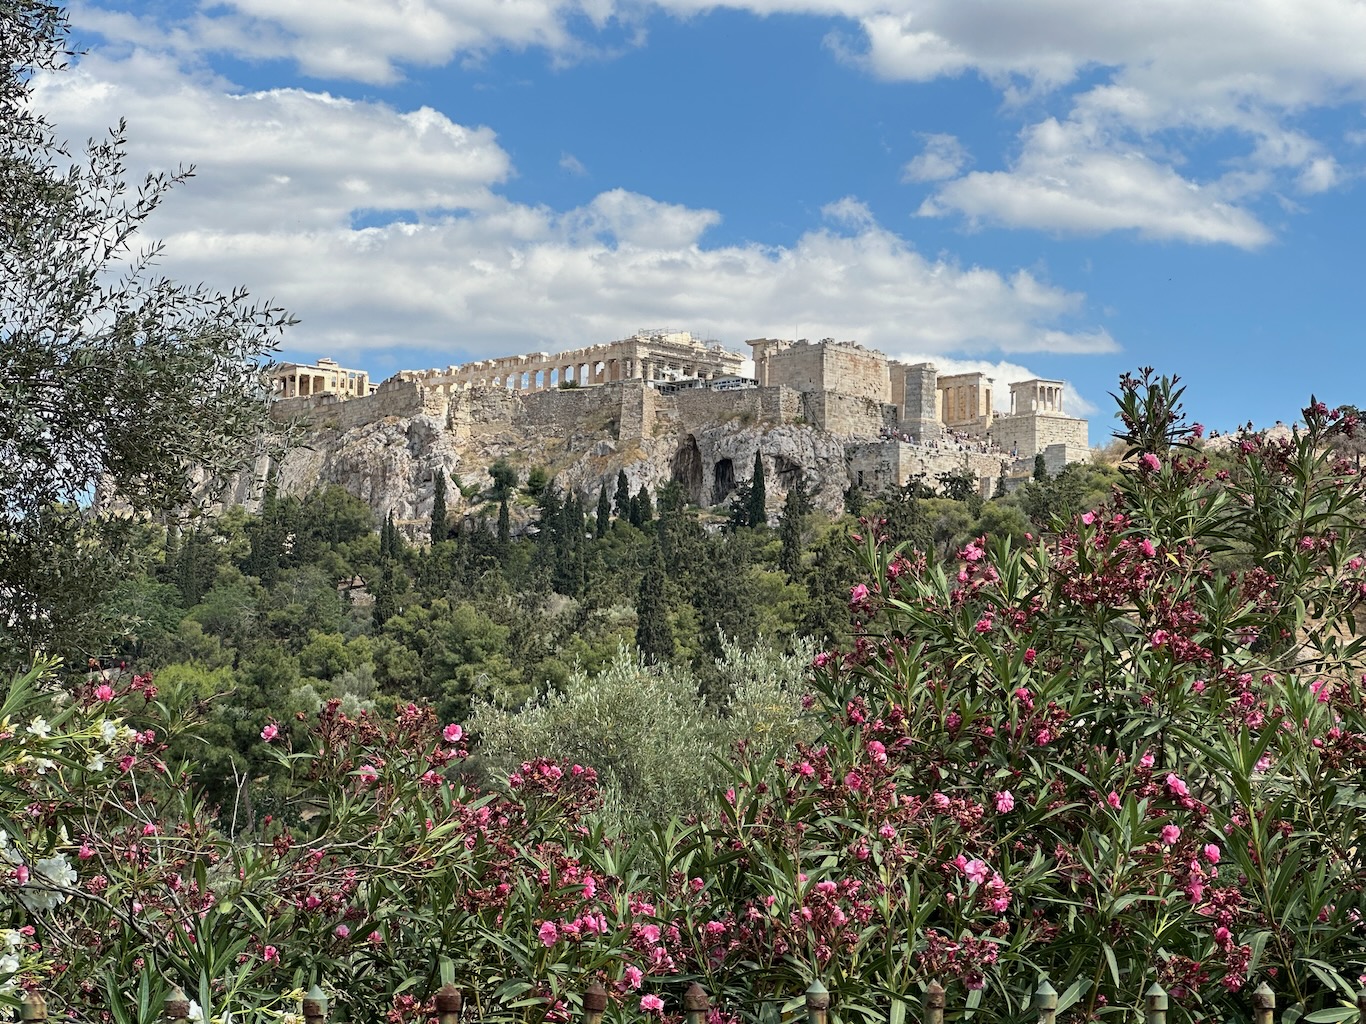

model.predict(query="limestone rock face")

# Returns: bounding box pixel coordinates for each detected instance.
[241,408,852,527]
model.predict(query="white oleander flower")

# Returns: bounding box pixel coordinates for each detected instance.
[25,719,50,739]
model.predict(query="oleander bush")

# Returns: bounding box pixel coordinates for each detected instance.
[2,373,1366,1024]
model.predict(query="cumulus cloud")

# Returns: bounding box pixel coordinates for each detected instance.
[559,152,589,176]
[902,133,969,183]
[32,50,509,236]
[920,118,1273,248]
[33,40,1112,366]
[71,0,1366,247]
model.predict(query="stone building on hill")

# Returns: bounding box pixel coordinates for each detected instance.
[263,332,1092,524]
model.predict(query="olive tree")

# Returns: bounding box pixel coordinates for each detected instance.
[1,2,294,659]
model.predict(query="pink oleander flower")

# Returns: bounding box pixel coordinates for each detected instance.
[994,791,1015,813]
[1203,844,1221,864]
[1106,791,1122,809]
[368,931,382,944]
[142,823,159,836]
[974,617,993,633]
[357,765,379,785]
[94,684,114,702]
[1023,648,1036,665]
[1141,452,1161,471]
[260,723,279,743]
[1165,773,1189,798]
[866,740,887,764]
[263,946,279,962]
[640,995,664,1013]
[334,925,350,939]
[963,859,989,884]
[1140,751,1156,768]
[1161,825,1181,845]
[1080,511,1095,526]
[625,966,644,990]
[538,921,559,947]
[442,723,463,743]
[849,583,870,605]
[14,865,29,885]
[1139,538,1156,557]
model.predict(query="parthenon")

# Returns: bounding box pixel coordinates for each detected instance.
[392,329,746,395]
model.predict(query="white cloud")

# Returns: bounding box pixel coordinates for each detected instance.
[71,0,1366,246]
[902,133,969,183]
[559,152,588,176]
[32,42,1114,367]
[920,118,1273,248]
[32,51,509,236]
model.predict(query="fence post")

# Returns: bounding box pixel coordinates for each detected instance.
[436,983,462,1024]
[20,991,46,1022]
[1034,979,1058,1024]
[923,981,945,1024]
[304,984,329,1024]
[806,981,830,1024]
[684,983,710,1024]
[1145,983,1167,1024]
[165,989,190,1023]
[582,981,607,1024]
[1252,983,1275,1024]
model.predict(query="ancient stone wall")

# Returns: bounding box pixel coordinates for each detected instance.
[844,441,1012,497]
[896,362,943,442]
[801,392,897,437]
[271,377,426,430]
[990,413,1089,464]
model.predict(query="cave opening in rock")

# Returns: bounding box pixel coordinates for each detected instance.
[711,457,736,505]
[671,436,704,505]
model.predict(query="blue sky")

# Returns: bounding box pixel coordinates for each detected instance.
[37,0,1366,443]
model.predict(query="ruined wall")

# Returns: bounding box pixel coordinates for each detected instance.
[761,340,890,401]
[801,392,897,437]
[844,441,1011,497]
[271,378,427,430]
[896,362,943,442]
[991,413,1089,463]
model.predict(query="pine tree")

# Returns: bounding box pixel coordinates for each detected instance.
[595,484,611,538]
[635,543,674,664]
[614,470,631,520]
[748,450,767,527]
[431,471,448,545]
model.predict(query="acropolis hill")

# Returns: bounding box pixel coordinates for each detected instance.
[253,330,1090,527]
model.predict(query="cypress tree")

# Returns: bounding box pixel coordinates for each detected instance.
[431,471,448,545]
[1034,453,1047,481]
[627,493,642,528]
[595,484,611,538]
[778,487,804,580]
[635,542,674,664]
[748,450,766,527]
[635,484,653,524]
[497,497,511,548]
[614,469,631,520]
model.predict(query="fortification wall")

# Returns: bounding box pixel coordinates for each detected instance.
[802,392,897,437]
[991,413,1089,464]
[820,345,890,401]
[270,378,427,430]
[897,362,942,441]
[845,441,1011,497]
